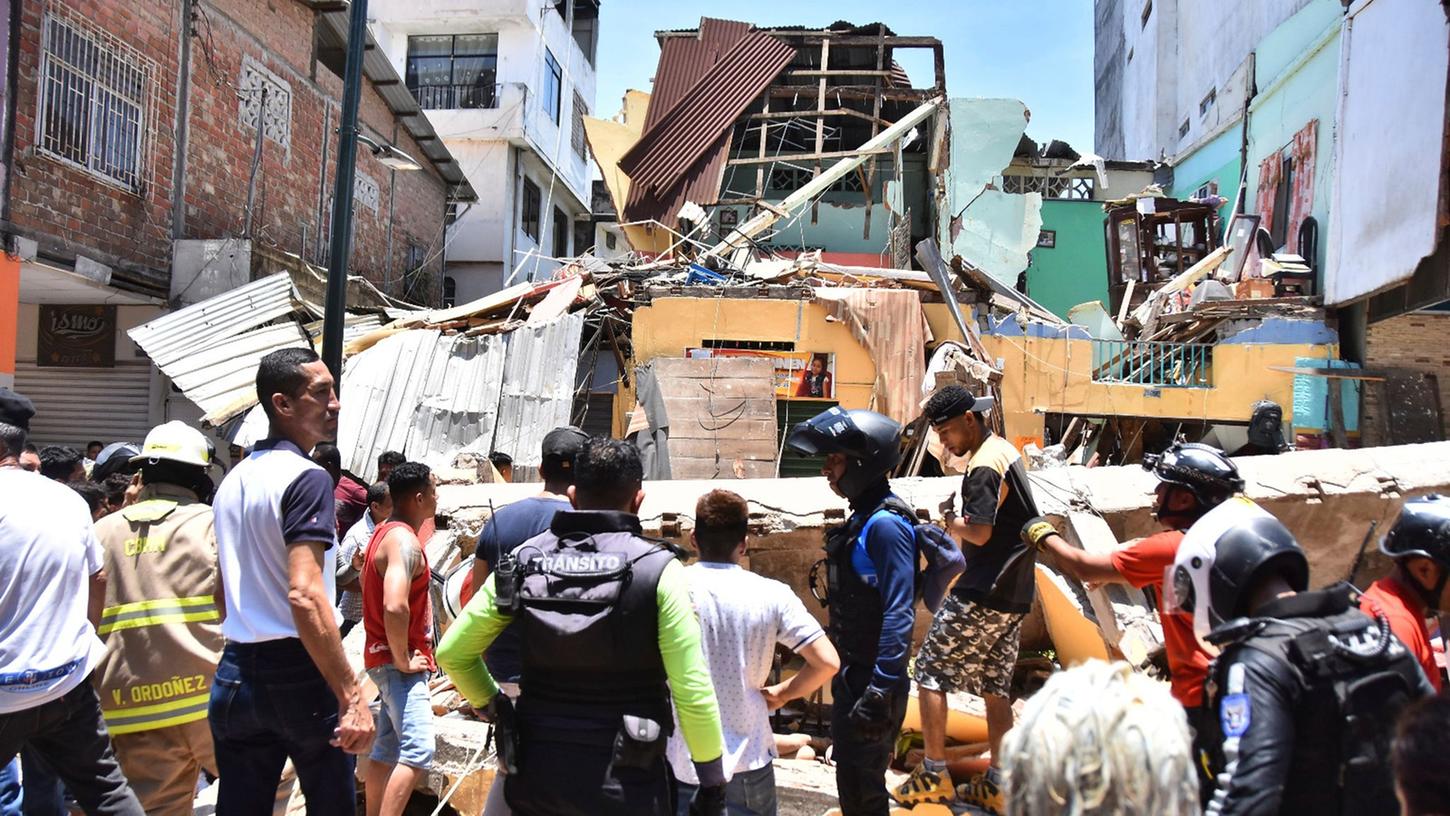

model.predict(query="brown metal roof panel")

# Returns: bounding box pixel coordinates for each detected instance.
[620,31,794,208]
[644,18,753,131]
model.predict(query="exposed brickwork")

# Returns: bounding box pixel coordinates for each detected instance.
[7,0,450,303]
[1362,311,1450,445]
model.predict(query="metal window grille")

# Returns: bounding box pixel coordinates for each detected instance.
[1002,174,1094,201]
[37,5,158,193]
[1092,339,1213,388]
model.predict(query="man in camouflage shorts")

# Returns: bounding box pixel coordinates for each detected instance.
[914,598,1023,701]
[892,387,1039,814]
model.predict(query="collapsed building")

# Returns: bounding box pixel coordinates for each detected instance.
[119,14,1450,814]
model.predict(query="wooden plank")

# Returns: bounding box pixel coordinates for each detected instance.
[672,457,780,480]
[655,376,779,400]
[659,398,777,426]
[1116,278,1135,327]
[667,437,778,460]
[652,357,776,380]
[668,418,781,443]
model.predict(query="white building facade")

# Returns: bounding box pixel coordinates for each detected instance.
[371,0,599,304]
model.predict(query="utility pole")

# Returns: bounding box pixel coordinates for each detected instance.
[321,0,368,379]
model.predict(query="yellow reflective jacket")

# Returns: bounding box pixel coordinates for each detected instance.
[92,484,223,734]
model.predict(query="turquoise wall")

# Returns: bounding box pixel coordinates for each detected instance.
[1171,126,1242,225]
[1025,199,1110,319]
[1245,0,1341,273]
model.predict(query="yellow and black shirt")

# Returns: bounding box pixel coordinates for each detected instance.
[954,433,1039,614]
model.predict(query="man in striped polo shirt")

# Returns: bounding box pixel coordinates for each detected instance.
[209,348,374,812]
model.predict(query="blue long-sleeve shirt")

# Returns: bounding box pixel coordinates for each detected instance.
[849,494,917,689]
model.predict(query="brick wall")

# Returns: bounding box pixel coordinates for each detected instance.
[7,0,449,302]
[8,0,180,280]
[1362,311,1450,444]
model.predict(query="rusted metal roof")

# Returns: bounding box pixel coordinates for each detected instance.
[620,19,792,228]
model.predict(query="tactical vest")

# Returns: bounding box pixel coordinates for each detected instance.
[820,498,916,667]
[513,528,676,725]
[92,487,224,735]
[1210,604,1428,815]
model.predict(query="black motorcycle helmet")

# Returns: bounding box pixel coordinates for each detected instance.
[1381,495,1450,567]
[1380,495,1450,610]
[1172,507,1309,637]
[785,407,901,501]
[1142,441,1244,521]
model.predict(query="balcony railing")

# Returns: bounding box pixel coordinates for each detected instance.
[408,82,500,111]
[1091,339,1213,388]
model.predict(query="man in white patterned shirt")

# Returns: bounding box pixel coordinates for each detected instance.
[667,490,840,816]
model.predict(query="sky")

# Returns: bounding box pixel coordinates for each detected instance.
[593,0,1096,152]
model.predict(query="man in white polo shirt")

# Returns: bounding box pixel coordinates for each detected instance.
[209,348,374,812]
[0,387,144,815]
[667,489,840,816]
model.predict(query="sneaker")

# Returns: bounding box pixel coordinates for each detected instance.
[955,770,1005,815]
[890,763,954,806]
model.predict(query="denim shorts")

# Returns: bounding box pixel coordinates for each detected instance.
[366,665,435,770]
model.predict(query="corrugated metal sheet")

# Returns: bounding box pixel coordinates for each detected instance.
[492,313,586,470]
[129,274,297,367]
[620,19,792,227]
[128,274,312,424]
[336,330,508,482]
[15,362,153,447]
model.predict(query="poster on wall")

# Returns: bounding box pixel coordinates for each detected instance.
[38,305,116,367]
[685,348,836,399]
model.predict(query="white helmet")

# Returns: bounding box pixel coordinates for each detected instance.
[131,421,213,468]
[1166,497,1278,639]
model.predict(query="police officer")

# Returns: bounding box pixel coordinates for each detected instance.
[784,407,915,815]
[1171,499,1434,815]
[91,422,225,816]
[1361,495,1450,691]
[436,438,727,816]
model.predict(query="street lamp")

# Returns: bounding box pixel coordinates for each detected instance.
[357,133,423,172]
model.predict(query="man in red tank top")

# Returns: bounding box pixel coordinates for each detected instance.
[361,462,437,816]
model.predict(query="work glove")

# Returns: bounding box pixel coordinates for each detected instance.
[849,685,894,741]
[687,783,727,816]
[1021,516,1059,549]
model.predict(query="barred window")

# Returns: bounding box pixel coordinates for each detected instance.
[37,7,157,192]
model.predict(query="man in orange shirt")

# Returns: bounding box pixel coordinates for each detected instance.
[1025,442,1244,796]
[1360,495,1450,691]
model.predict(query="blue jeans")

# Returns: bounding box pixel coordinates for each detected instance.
[365,666,434,770]
[0,759,20,816]
[209,639,356,814]
[675,764,777,816]
[18,751,63,816]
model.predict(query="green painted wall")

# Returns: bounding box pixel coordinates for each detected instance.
[1171,126,1242,225]
[1025,199,1110,319]
[1245,1,1341,273]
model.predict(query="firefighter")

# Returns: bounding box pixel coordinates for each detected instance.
[1172,500,1434,815]
[784,407,916,815]
[91,421,224,816]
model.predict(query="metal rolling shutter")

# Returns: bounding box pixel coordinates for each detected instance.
[14,363,154,448]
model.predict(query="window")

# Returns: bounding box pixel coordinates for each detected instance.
[238,56,292,155]
[1179,117,1190,139]
[1001,174,1094,200]
[543,50,562,125]
[37,8,157,192]
[571,90,588,159]
[1270,153,1295,249]
[1199,88,1217,117]
[554,0,599,65]
[406,34,498,110]
[553,207,570,257]
[443,276,457,307]
[605,231,617,250]
[573,220,593,256]
[1141,0,1152,28]
[521,179,541,241]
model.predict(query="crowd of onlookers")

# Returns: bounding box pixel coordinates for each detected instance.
[4,348,1450,816]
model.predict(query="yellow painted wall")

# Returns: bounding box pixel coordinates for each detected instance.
[620,296,1337,447]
